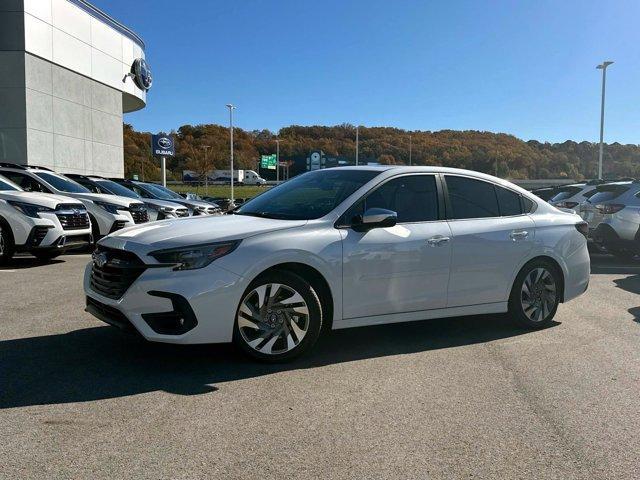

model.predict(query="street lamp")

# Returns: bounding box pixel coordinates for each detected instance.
[355,126,359,166]
[596,61,613,180]
[226,104,235,202]
[409,134,412,166]
[202,145,211,193]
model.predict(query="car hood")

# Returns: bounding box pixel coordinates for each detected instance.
[0,191,84,209]
[71,192,144,207]
[99,214,307,253]
[142,198,188,210]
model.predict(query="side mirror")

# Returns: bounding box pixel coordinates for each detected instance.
[352,208,397,231]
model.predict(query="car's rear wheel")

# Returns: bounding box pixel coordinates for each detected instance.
[509,260,561,329]
[233,270,322,362]
[0,222,15,265]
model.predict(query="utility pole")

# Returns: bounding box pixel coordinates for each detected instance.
[355,126,359,166]
[202,145,211,194]
[276,138,280,184]
[596,61,614,180]
[226,104,235,202]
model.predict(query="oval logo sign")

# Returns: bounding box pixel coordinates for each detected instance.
[158,137,172,149]
[131,58,152,91]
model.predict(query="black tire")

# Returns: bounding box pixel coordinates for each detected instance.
[31,250,61,261]
[0,221,15,266]
[233,270,323,363]
[509,259,561,329]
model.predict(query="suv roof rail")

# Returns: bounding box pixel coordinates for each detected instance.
[0,162,27,170]
[27,165,55,172]
[585,179,606,185]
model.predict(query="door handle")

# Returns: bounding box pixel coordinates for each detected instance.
[510,230,529,241]
[427,235,450,247]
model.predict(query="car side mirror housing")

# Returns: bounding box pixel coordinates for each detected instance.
[352,208,397,231]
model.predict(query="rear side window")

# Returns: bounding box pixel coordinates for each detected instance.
[588,185,629,203]
[549,186,583,202]
[445,176,499,219]
[495,186,522,216]
[582,188,598,199]
[1,171,50,193]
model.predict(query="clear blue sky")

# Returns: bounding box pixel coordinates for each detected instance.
[94,0,640,144]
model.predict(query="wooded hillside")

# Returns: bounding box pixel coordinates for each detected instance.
[123,123,640,181]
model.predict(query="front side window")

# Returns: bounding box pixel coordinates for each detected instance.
[343,175,439,224]
[34,172,90,193]
[446,176,499,219]
[2,172,50,193]
[95,180,141,199]
[236,169,381,220]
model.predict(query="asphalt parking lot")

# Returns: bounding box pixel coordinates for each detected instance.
[1,254,639,479]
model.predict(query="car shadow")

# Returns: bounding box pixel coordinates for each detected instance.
[628,307,640,324]
[0,255,65,270]
[613,275,640,295]
[0,314,556,409]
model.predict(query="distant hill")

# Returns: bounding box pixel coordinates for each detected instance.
[123,123,640,181]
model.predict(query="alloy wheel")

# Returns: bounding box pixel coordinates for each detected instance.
[520,267,557,322]
[237,283,310,355]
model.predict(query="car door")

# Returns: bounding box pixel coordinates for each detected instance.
[443,175,535,307]
[340,174,452,319]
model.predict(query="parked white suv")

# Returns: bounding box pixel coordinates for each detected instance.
[548,181,603,211]
[579,180,640,259]
[84,166,590,362]
[0,174,91,263]
[65,174,190,221]
[0,164,149,241]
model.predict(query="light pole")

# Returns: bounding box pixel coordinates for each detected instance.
[275,138,280,184]
[596,61,613,180]
[355,126,359,166]
[202,145,211,194]
[409,134,412,166]
[226,104,235,201]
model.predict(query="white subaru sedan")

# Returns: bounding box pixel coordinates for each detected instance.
[84,167,590,362]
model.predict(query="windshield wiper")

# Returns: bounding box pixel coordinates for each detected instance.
[235,211,298,220]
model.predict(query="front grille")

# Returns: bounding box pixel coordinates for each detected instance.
[56,212,90,230]
[89,246,146,299]
[130,207,149,224]
[176,209,189,217]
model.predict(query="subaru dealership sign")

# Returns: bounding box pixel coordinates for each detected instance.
[152,133,175,157]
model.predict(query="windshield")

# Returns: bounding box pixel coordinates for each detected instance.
[549,186,583,202]
[152,184,184,199]
[0,175,21,191]
[236,169,381,220]
[95,179,140,199]
[35,172,90,193]
[139,183,181,200]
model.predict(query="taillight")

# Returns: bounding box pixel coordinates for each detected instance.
[575,221,589,238]
[555,201,579,209]
[595,203,625,214]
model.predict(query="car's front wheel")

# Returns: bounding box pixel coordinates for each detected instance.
[509,259,561,329]
[233,271,323,362]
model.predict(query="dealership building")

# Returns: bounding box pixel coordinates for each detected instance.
[0,0,149,177]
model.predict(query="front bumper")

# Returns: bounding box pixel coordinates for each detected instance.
[13,213,92,251]
[83,260,246,344]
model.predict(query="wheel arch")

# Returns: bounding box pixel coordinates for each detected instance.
[0,215,15,244]
[251,262,335,330]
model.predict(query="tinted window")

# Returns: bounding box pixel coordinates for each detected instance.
[495,186,522,216]
[549,186,583,202]
[236,169,381,220]
[588,185,630,204]
[522,196,535,213]
[95,180,140,199]
[76,179,103,193]
[344,175,439,224]
[446,176,499,219]
[583,188,598,199]
[34,172,90,193]
[0,175,20,191]
[2,172,50,193]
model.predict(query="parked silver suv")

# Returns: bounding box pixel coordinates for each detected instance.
[579,181,640,259]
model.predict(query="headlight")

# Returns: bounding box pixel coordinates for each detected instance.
[149,240,240,271]
[194,205,207,211]
[159,206,175,213]
[7,201,54,218]
[94,201,121,214]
